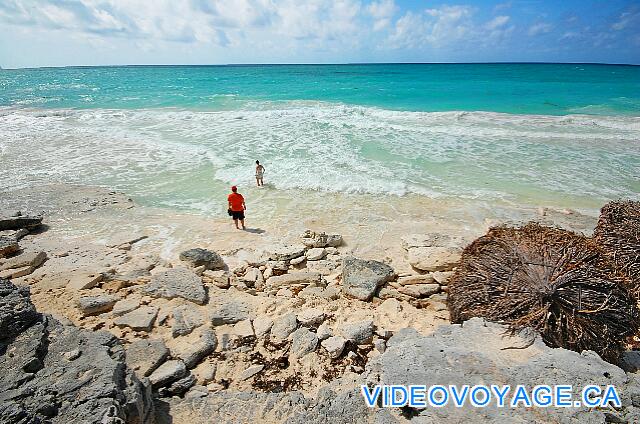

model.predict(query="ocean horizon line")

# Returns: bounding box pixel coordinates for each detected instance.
[2,61,640,71]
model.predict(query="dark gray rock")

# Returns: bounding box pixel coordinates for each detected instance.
[0,236,19,258]
[144,268,207,305]
[0,278,39,340]
[342,257,395,301]
[0,214,43,231]
[0,279,154,423]
[158,373,196,397]
[167,328,217,369]
[179,248,225,270]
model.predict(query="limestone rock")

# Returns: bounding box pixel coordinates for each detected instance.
[76,293,119,316]
[305,248,326,261]
[266,244,306,261]
[179,248,225,270]
[0,279,154,423]
[270,313,298,342]
[253,317,274,338]
[144,267,207,305]
[192,361,217,385]
[112,297,141,317]
[202,269,230,288]
[0,279,38,339]
[397,283,440,298]
[321,336,346,359]
[290,256,306,266]
[126,338,169,377]
[172,304,205,337]
[149,359,187,388]
[66,271,104,291]
[266,272,322,289]
[167,328,217,369]
[301,230,343,248]
[233,319,255,338]
[342,257,395,301]
[339,320,374,344]
[317,322,332,341]
[209,299,249,325]
[0,251,47,271]
[408,246,462,272]
[290,327,318,358]
[297,308,325,327]
[432,270,455,285]
[397,273,435,286]
[114,305,159,332]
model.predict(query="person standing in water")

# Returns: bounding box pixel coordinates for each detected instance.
[227,185,246,230]
[255,160,265,187]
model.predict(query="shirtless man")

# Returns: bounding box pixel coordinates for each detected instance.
[255,160,265,187]
[227,185,246,230]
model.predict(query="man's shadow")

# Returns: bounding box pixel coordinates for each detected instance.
[243,228,266,234]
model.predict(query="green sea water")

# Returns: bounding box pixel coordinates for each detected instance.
[0,64,638,214]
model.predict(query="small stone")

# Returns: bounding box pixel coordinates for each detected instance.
[397,283,440,298]
[66,272,104,291]
[0,237,19,258]
[276,288,294,298]
[207,383,225,392]
[114,306,158,332]
[290,327,318,358]
[253,317,274,338]
[239,364,264,381]
[321,336,346,359]
[63,349,81,361]
[266,272,322,289]
[374,338,386,353]
[270,313,298,342]
[317,322,332,341]
[202,270,230,288]
[111,298,141,317]
[290,256,306,266]
[296,308,325,327]
[432,271,454,285]
[185,385,209,399]
[233,319,254,338]
[172,305,205,337]
[397,274,435,286]
[192,362,217,385]
[76,294,119,316]
[339,320,374,344]
[266,244,306,261]
[305,248,326,261]
[167,328,217,369]
[148,360,187,388]
[126,338,169,377]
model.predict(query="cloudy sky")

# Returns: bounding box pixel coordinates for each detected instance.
[1,0,639,68]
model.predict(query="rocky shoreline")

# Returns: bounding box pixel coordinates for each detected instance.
[2,185,637,423]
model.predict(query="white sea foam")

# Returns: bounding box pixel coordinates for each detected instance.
[0,102,638,213]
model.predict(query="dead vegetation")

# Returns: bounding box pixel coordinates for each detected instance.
[447,222,639,363]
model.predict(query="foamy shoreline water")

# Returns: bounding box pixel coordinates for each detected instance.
[1,104,638,223]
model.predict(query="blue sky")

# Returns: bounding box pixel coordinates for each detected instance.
[1,0,639,68]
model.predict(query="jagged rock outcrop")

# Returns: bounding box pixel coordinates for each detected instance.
[0,279,154,423]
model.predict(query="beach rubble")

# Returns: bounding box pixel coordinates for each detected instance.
[7,193,640,424]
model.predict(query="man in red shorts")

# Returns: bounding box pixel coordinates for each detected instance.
[227,186,246,230]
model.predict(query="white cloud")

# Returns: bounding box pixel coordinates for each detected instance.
[367,0,395,31]
[528,22,552,36]
[485,15,509,30]
[611,11,639,31]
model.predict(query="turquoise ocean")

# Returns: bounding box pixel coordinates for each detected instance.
[1,64,639,214]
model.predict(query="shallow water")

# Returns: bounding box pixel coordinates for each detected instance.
[0,64,638,220]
